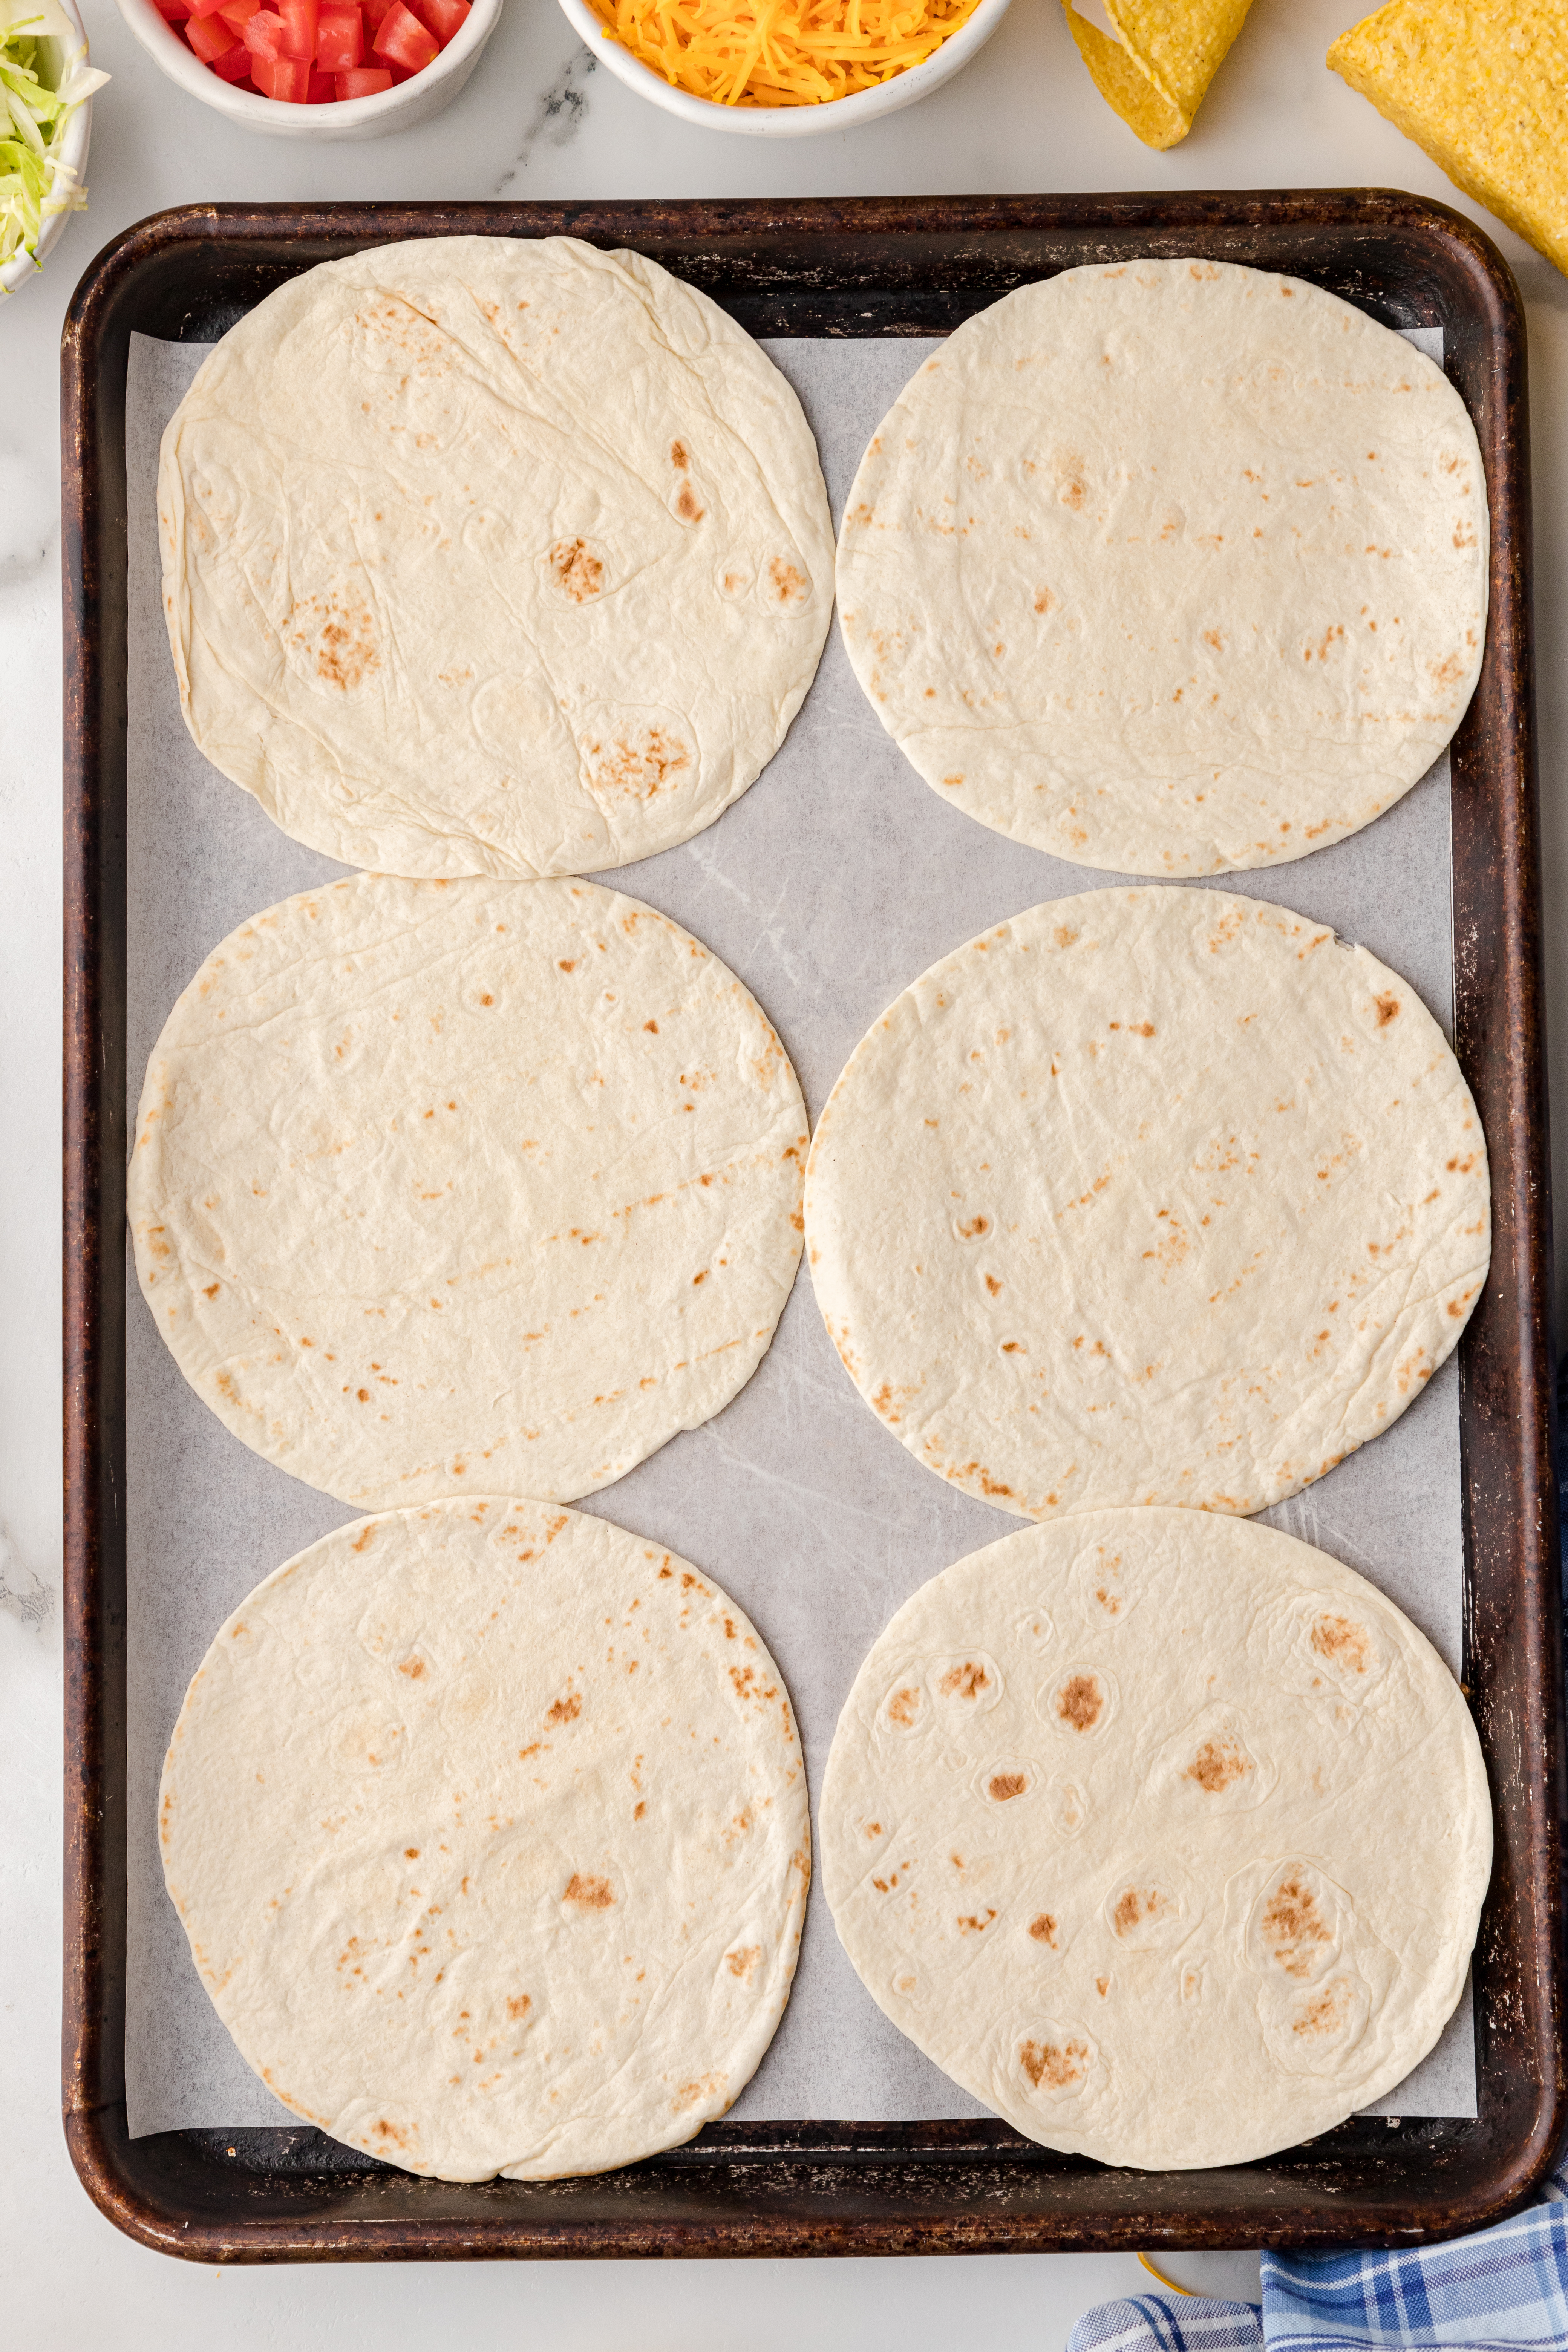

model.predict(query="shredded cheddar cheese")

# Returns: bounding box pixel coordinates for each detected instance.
[590,0,985,107]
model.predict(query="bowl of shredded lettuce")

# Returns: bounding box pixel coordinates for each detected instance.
[1,0,107,297]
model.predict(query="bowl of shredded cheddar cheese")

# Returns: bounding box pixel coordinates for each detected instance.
[560,0,1011,133]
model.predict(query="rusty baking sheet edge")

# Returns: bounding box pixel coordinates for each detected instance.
[61,191,1564,2262]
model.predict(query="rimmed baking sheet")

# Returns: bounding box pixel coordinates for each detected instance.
[122,316,1475,2144]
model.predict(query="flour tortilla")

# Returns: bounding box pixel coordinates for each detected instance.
[129,874,807,1508]
[821,1507,1489,2169]
[835,260,1488,875]
[804,887,1488,1520]
[158,236,833,879]
[159,1499,810,2181]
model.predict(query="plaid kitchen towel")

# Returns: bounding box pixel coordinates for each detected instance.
[1061,1362,1568,2352]
[1067,2292,1266,2352]
[1066,2154,1568,2352]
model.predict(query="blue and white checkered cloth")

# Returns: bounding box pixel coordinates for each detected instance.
[1063,1362,1568,2352]
[1067,2158,1568,2352]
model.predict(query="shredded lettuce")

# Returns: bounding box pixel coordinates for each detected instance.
[0,4,108,280]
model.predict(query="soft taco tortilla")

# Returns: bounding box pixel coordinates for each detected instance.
[836,259,1487,876]
[159,236,833,878]
[803,887,1489,1520]
[130,873,807,1508]
[160,1499,810,2181]
[821,1508,1490,2168]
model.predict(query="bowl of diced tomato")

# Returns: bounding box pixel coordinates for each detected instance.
[114,0,499,134]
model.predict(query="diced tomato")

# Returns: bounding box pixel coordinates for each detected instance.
[252,48,307,93]
[335,63,391,93]
[153,0,194,20]
[386,57,418,78]
[276,0,317,59]
[186,11,240,58]
[305,66,334,96]
[314,6,362,67]
[408,0,467,40]
[209,41,255,77]
[373,0,436,67]
[262,49,310,95]
[242,9,285,58]
[217,0,260,28]
[187,0,234,19]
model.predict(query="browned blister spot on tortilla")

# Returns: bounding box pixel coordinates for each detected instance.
[1055,1672,1104,1732]
[670,439,689,470]
[506,1994,532,2020]
[582,724,692,805]
[672,2069,726,2113]
[725,1945,761,1981]
[1020,2035,1089,2090]
[562,1872,615,1911]
[1260,1874,1332,1977]
[1183,1734,1250,1793]
[546,1691,582,1726]
[1311,1614,1369,1674]
[957,1909,997,1935]
[768,556,806,606]
[887,1685,921,1728]
[675,482,705,525]
[1028,1912,1058,1947]
[291,584,380,692]
[1292,1977,1354,2038]
[548,538,603,601]
[938,1660,991,1702]
[988,1771,1027,1801]
[1374,992,1401,1027]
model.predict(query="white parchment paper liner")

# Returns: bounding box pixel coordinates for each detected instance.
[123,322,1474,2139]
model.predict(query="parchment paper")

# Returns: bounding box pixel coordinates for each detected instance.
[123,321,1474,2139]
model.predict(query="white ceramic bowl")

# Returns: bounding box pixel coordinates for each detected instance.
[113,0,501,139]
[0,0,95,298]
[556,0,1011,138]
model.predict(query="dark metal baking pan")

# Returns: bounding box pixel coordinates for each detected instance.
[62,191,1562,2261]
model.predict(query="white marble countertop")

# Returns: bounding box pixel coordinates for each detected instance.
[2,0,1563,2339]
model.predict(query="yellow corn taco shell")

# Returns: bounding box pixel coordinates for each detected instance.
[1061,0,1254,150]
[1328,1,1568,275]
